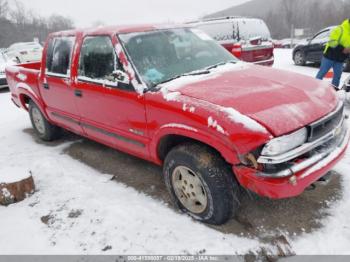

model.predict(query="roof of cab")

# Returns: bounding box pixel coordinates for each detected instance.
[49,23,191,37]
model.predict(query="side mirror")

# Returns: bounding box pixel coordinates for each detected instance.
[112,70,130,84]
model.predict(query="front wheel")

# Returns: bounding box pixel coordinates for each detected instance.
[163,143,240,225]
[28,100,62,141]
[293,51,306,66]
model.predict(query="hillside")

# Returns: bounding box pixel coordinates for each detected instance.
[204,0,350,38]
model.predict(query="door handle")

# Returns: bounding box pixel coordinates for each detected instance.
[74,89,83,97]
[43,83,49,90]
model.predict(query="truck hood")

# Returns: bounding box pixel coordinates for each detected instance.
[164,63,338,137]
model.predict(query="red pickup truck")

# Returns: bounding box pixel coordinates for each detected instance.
[6,25,349,225]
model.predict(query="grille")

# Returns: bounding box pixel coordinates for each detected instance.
[307,104,344,142]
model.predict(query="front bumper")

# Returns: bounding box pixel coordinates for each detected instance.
[233,121,349,199]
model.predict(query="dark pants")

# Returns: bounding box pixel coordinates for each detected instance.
[316,56,343,87]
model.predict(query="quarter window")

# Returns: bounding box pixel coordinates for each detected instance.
[46,37,75,76]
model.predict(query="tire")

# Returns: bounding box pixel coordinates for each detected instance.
[163,143,240,225]
[28,100,61,141]
[293,51,306,66]
[343,60,350,72]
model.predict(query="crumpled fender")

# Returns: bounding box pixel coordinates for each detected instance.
[150,123,241,165]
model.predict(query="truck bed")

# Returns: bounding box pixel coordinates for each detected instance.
[5,61,42,109]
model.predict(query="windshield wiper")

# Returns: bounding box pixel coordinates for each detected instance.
[151,69,210,89]
[205,60,236,71]
[147,61,237,92]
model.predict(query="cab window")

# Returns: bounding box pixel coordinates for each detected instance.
[46,37,75,76]
[78,36,120,83]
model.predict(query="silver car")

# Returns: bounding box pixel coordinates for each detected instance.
[4,42,43,63]
[0,51,16,89]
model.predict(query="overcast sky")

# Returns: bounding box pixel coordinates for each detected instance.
[17,0,248,28]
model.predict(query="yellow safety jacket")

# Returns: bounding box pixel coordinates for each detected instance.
[324,19,350,62]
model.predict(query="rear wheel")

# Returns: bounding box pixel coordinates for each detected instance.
[28,100,61,141]
[293,51,306,66]
[163,143,240,225]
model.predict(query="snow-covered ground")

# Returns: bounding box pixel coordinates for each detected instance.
[274,49,350,255]
[0,49,349,255]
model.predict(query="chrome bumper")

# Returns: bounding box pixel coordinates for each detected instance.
[256,121,349,178]
[258,102,344,164]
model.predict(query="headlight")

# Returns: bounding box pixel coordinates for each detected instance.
[261,128,307,156]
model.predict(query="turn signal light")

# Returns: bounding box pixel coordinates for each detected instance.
[231,43,242,58]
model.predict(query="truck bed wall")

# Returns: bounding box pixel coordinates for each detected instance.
[5,63,42,110]
[18,61,41,70]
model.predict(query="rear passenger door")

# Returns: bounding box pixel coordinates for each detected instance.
[41,36,82,134]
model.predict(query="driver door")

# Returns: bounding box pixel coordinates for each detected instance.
[72,35,149,157]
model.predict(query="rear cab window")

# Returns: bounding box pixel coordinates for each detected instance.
[46,36,75,77]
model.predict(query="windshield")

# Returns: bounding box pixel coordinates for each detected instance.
[118,28,237,87]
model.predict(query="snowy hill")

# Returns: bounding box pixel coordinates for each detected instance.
[204,0,350,38]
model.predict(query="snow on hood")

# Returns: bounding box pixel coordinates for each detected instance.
[160,63,338,137]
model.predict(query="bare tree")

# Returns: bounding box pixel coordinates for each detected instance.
[0,0,74,47]
[9,0,28,26]
[47,14,74,32]
[0,0,8,18]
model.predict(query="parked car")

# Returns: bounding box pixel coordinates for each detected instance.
[293,26,350,72]
[190,17,274,66]
[5,42,43,63]
[6,25,349,225]
[0,50,16,89]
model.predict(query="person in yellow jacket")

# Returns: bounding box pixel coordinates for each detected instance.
[316,19,350,89]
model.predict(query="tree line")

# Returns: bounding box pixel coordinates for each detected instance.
[205,0,350,39]
[265,0,350,38]
[0,0,74,48]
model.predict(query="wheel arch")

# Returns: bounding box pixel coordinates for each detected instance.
[152,128,240,166]
[17,87,50,121]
